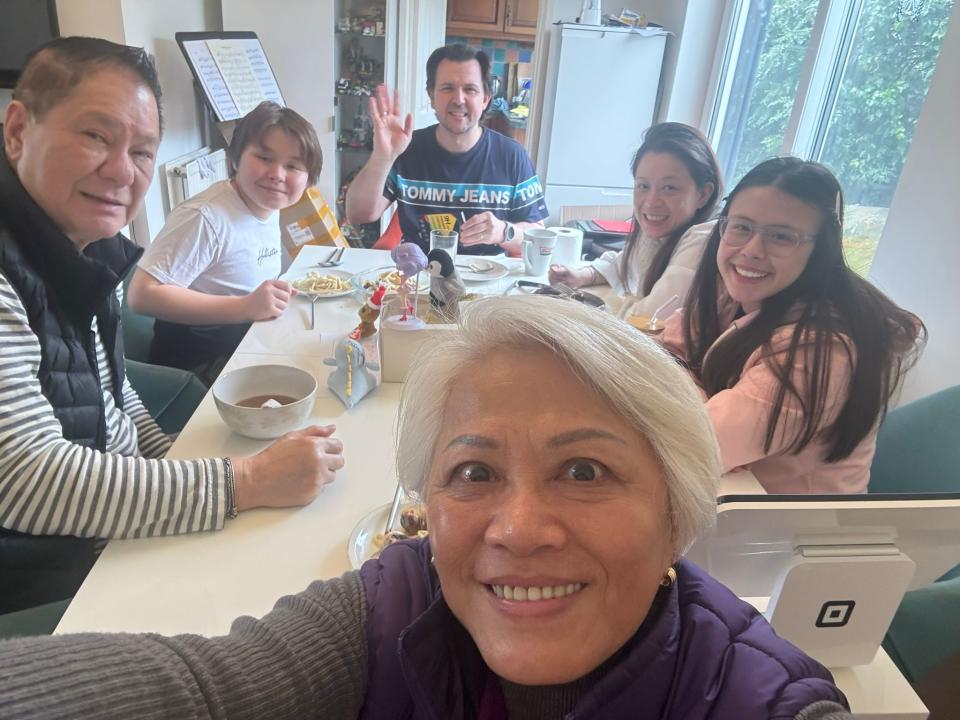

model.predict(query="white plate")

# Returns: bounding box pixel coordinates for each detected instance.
[353,266,430,299]
[455,259,509,283]
[347,501,427,569]
[290,269,356,299]
[347,502,390,569]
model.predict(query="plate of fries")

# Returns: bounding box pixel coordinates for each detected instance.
[290,269,356,299]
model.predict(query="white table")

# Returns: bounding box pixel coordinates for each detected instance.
[55,247,926,719]
[57,247,535,636]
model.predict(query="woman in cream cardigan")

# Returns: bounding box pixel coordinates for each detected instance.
[548,122,722,322]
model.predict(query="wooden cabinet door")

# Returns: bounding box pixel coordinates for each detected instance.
[447,0,504,35]
[504,0,537,37]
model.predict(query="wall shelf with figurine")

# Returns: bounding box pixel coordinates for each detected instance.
[335,30,387,39]
[337,144,374,153]
[336,86,376,97]
[334,0,392,248]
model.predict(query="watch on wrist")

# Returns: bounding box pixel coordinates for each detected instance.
[502,221,516,245]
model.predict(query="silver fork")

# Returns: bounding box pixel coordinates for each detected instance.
[384,484,404,534]
[315,247,345,268]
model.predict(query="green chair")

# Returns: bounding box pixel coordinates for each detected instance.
[869,385,960,689]
[868,384,960,494]
[0,599,71,639]
[884,576,960,684]
[125,359,208,436]
[120,273,207,435]
[121,271,155,363]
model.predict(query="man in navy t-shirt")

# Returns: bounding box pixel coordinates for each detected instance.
[346,44,548,256]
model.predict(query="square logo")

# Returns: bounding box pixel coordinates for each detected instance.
[816,600,856,628]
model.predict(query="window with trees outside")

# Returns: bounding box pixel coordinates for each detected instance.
[708,0,954,275]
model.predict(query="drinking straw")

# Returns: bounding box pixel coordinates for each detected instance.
[649,294,680,326]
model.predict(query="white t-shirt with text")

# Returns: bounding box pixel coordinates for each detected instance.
[139,180,281,295]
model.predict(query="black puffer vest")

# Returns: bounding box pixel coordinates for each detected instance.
[0,154,142,613]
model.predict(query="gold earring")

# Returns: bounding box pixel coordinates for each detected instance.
[660,567,677,588]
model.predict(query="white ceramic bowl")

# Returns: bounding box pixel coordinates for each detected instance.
[212,364,317,440]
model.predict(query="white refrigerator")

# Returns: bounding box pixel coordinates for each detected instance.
[535,24,668,223]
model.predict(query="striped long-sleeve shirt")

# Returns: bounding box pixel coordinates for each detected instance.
[0,271,229,539]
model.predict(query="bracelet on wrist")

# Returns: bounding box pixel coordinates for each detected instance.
[223,457,238,519]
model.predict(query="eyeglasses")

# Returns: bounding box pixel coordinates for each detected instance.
[718,217,815,257]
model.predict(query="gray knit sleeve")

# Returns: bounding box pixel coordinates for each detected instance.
[0,571,368,720]
[793,701,856,720]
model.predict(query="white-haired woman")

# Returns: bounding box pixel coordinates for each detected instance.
[0,297,851,719]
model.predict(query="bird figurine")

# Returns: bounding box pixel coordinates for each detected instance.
[323,338,379,408]
[426,249,466,322]
[390,243,428,321]
[349,284,387,340]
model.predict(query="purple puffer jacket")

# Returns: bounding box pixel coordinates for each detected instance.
[357,538,847,719]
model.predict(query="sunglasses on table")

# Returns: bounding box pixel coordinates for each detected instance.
[510,280,606,309]
[718,217,816,257]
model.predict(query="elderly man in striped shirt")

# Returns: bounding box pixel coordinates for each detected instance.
[0,37,344,616]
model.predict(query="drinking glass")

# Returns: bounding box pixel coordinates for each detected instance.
[429,229,458,262]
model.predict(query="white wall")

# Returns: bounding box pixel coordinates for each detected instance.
[868,0,960,405]
[631,0,688,123]
[55,0,222,246]
[55,0,125,42]
[119,0,222,244]
[663,0,725,127]
[221,0,337,208]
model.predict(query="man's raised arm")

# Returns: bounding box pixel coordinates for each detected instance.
[345,85,413,225]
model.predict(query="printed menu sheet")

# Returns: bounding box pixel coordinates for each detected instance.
[181,37,284,121]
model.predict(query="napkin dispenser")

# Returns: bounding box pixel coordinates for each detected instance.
[379,296,457,383]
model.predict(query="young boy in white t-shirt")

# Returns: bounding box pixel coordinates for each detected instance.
[128,101,322,382]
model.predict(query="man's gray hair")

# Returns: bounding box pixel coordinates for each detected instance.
[395,295,720,556]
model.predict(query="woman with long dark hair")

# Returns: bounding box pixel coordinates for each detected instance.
[549,122,722,322]
[660,157,925,494]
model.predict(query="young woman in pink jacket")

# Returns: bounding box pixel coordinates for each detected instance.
[660,157,925,494]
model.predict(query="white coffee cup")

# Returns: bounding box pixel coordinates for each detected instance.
[549,226,584,267]
[522,228,557,276]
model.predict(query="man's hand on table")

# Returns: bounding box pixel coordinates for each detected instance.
[231,425,344,511]
[460,211,507,249]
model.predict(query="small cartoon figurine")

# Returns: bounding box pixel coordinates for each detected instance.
[350,104,371,148]
[427,249,466,322]
[349,284,386,340]
[323,338,379,408]
[390,243,428,321]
